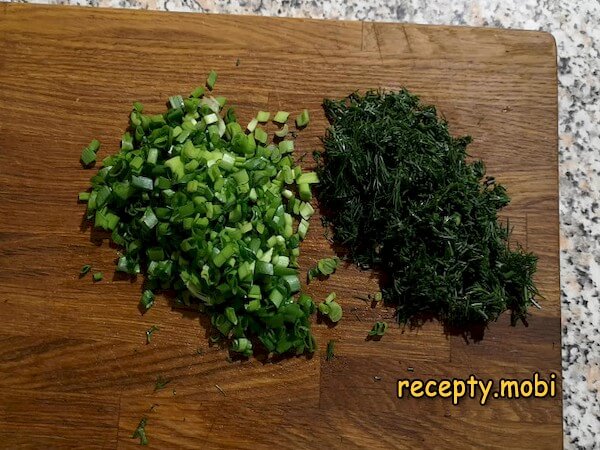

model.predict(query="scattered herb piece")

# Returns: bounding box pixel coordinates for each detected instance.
[154,375,171,391]
[295,109,310,128]
[256,111,270,122]
[316,90,539,326]
[80,264,92,277]
[326,340,335,361]
[146,325,159,344]
[273,111,289,124]
[318,292,343,323]
[235,58,240,66]
[308,257,340,283]
[78,192,90,202]
[275,123,289,138]
[368,321,388,337]
[206,70,218,90]
[140,290,154,312]
[92,272,103,282]
[132,417,148,445]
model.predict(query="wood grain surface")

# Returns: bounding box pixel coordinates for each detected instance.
[0,4,560,449]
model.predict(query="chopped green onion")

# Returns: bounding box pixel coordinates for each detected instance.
[296,172,319,184]
[319,292,342,323]
[326,340,335,361]
[368,321,388,337]
[254,127,268,144]
[92,272,103,282]
[140,290,155,311]
[79,264,92,277]
[80,140,99,167]
[79,75,319,358]
[256,111,270,122]
[278,140,294,153]
[295,109,310,128]
[231,337,253,356]
[273,111,289,124]
[132,417,148,446]
[146,325,159,344]
[78,192,91,202]
[274,124,289,138]
[169,95,184,109]
[191,86,205,98]
[206,70,218,90]
[246,118,258,132]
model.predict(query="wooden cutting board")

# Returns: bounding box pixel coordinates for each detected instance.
[0,4,560,449]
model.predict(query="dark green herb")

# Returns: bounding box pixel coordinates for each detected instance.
[79,74,318,357]
[326,339,335,361]
[368,321,387,337]
[80,264,92,277]
[316,90,539,327]
[154,375,171,391]
[132,417,148,445]
[146,325,159,344]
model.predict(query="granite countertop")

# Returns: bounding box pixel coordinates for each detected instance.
[7,0,600,447]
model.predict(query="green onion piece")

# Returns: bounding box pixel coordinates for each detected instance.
[296,172,319,184]
[191,86,205,98]
[326,340,335,361]
[131,175,153,191]
[274,124,289,138]
[140,290,155,311]
[298,183,312,201]
[146,325,159,344]
[231,337,253,356]
[80,145,97,167]
[254,127,268,144]
[295,109,310,128]
[169,95,184,109]
[278,140,294,153]
[78,192,91,202]
[256,111,270,122]
[132,417,148,446]
[80,264,92,277]
[87,139,101,153]
[92,272,103,282]
[368,321,388,337]
[206,70,218,90]
[246,118,258,132]
[273,111,289,124]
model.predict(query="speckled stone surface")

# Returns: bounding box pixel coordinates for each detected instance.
[5,0,600,447]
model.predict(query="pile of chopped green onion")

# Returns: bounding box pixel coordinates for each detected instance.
[80,73,322,357]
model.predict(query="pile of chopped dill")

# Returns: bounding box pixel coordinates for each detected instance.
[316,90,539,326]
